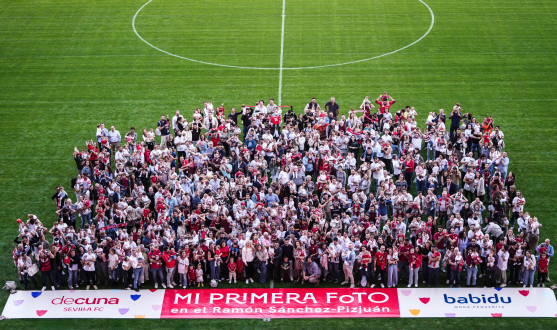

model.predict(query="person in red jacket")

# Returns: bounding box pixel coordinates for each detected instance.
[236,256,245,280]
[408,247,423,287]
[403,154,415,190]
[228,256,237,283]
[372,246,388,288]
[538,253,549,287]
[162,247,177,288]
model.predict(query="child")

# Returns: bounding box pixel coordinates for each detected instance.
[236,256,245,280]
[195,264,204,287]
[281,256,291,283]
[538,253,548,287]
[228,257,237,284]
[188,265,196,287]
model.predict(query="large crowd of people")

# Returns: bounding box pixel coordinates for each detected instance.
[13,95,553,293]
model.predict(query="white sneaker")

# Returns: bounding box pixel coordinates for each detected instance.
[407,284,412,287]
[446,280,450,284]
[172,282,177,286]
[93,285,97,290]
[51,286,55,291]
[414,284,418,288]
[537,283,541,287]
[162,284,166,289]
[543,283,546,287]
[41,287,46,292]
[69,286,73,290]
[530,285,533,288]
[341,281,348,285]
[500,284,506,288]
[350,284,355,288]
[126,287,131,290]
[246,279,249,284]
[371,284,375,288]
[183,286,186,289]
[250,278,254,283]
[479,274,483,278]
[86,285,90,290]
[290,276,294,281]
[380,284,384,288]
[229,279,232,284]
[154,283,158,289]
[523,284,527,288]
[168,284,174,288]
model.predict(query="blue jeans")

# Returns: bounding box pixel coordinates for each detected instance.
[110,267,118,285]
[80,213,91,229]
[151,267,164,285]
[523,269,535,286]
[416,179,427,194]
[133,267,143,289]
[450,269,461,287]
[180,273,188,287]
[210,260,218,280]
[260,262,267,284]
[68,269,78,287]
[467,267,478,286]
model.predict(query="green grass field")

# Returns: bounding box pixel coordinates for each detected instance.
[1,0,557,328]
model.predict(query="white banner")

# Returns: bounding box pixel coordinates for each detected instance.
[1,289,165,319]
[2,288,556,319]
[398,288,557,317]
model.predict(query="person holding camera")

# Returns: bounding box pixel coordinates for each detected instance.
[36,247,56,291]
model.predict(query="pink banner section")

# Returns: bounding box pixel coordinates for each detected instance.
[161,288,400,318]
[2,288,556,319]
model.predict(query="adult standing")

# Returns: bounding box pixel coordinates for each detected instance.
[157,115,170,146]
[82,247,97,290]
[107,125,121,157]
[242,241,256,284]
[324,97,340,120]
[497,245,509,287]
[341,243,356,288]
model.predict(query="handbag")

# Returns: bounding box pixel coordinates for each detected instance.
[27,264,39,277]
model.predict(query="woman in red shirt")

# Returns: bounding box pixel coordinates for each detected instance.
[408,247,422,287]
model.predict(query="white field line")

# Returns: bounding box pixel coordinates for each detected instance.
[278,0,286,105]
[133,0,434,70]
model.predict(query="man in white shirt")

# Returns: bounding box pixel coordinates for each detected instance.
[497,245,509,287]
[172,110,181,131]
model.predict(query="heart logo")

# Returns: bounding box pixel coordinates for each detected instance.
[130,294,141,301]
[409,309,420,316]
[152,305,162,311]
[31,292,42,298]
[491,313,502,317]
[69,290,76,293]
[135,315,146,318]
[518,290,529,297]
[118,308,130,315]
[451,287,459,291]
[419,297,430,304]
[494,287,503,291]
[445,313,455,317]
[526,306,537,313]
[542,291,554,299]
[111,289,120,293]
[400,290,412,296]
[149,289,157,293]
[13,300,24,306]
[36,310,47,317]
